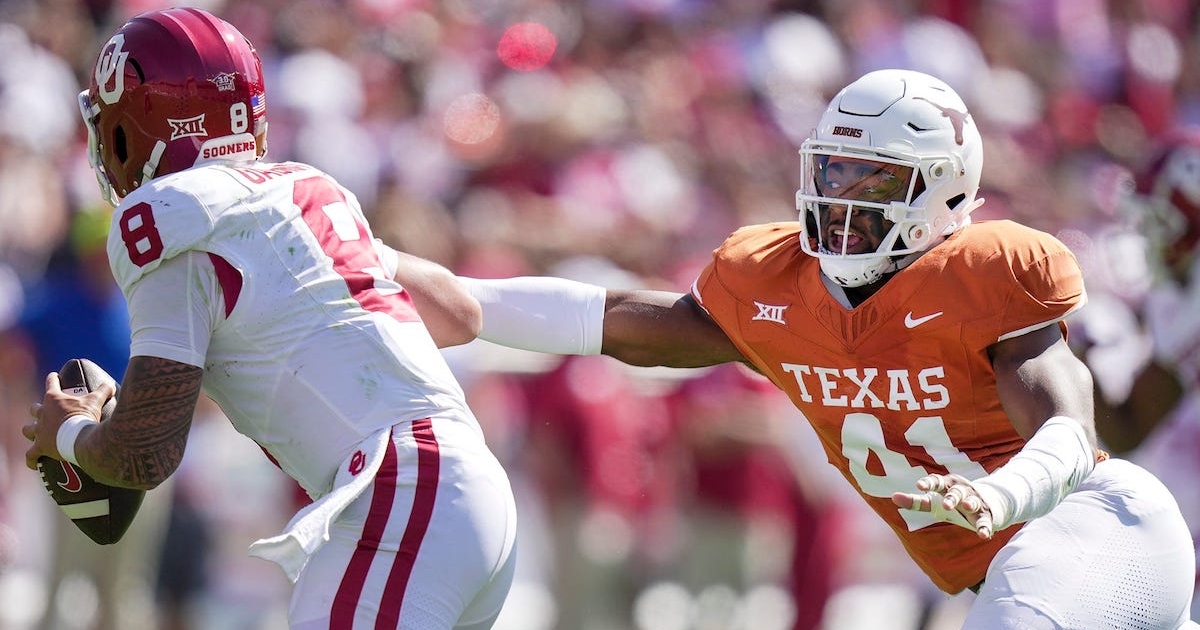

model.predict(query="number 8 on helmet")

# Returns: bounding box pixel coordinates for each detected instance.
[78,7,268,206]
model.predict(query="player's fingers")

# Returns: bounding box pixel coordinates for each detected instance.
[892,491,932,512]
[915,474,948,493]
[942,483,976,510]
[961,494,982,513]
[28,402,41,420]
[24,445,39,470]
[20,422,35,441]
[45,372,61,393]
[94,381,117,401]
[975,512,994,540]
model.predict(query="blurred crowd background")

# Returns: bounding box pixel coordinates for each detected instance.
[0,0,1196,629]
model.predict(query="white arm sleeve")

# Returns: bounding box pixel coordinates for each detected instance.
[457,276,606,355]
[125,251,221,367]
[972,415,1096,531]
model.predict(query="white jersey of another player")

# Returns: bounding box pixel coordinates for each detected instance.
[106,155,473,497]
[72,10,516,628]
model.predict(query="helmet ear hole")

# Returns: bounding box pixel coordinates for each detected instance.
[946,193,966,212]
[114,126,128,163]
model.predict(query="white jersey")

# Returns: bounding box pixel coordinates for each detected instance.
[1073,248,1200,621]
[106,159,473,497]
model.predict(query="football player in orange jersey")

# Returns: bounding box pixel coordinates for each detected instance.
[458,69,1200,628]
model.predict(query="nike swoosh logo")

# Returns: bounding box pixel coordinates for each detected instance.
[58,461,84,493]
[904,311,944,328]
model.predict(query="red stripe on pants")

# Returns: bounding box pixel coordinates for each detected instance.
[377,418,440,629]
[329,420,440,629]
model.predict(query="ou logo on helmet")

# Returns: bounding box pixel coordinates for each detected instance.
[95,34,129,106]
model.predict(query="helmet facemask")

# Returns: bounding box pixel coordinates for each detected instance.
[78,89,166,207]
[798,143,979,287]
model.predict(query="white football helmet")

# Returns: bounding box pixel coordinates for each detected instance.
[797,69,985,287]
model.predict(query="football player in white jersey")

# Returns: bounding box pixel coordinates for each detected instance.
[21,8,516,629]
[1083,127,1200,621]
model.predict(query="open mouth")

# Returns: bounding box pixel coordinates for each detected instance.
[827,227,866,254]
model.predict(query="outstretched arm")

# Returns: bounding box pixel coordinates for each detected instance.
[389,250,482,348]
[459,276,746,368]
[601,290,745,367]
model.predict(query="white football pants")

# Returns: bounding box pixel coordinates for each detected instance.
[288,416,518,630]
[964,458,1196,629]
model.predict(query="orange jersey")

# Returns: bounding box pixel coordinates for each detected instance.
[692,220,1087,593]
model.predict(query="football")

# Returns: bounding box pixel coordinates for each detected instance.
[36,358,144,545]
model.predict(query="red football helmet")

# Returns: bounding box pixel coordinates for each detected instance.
[1129,127,1200,281]
[78,7,267,205]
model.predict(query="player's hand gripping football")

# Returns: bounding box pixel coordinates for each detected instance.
[892,473,996,540]
[22,371,114,469]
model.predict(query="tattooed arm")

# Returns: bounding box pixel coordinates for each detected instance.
[37,251,215,488]
[80,356,203,489]
[26,356,203,490]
